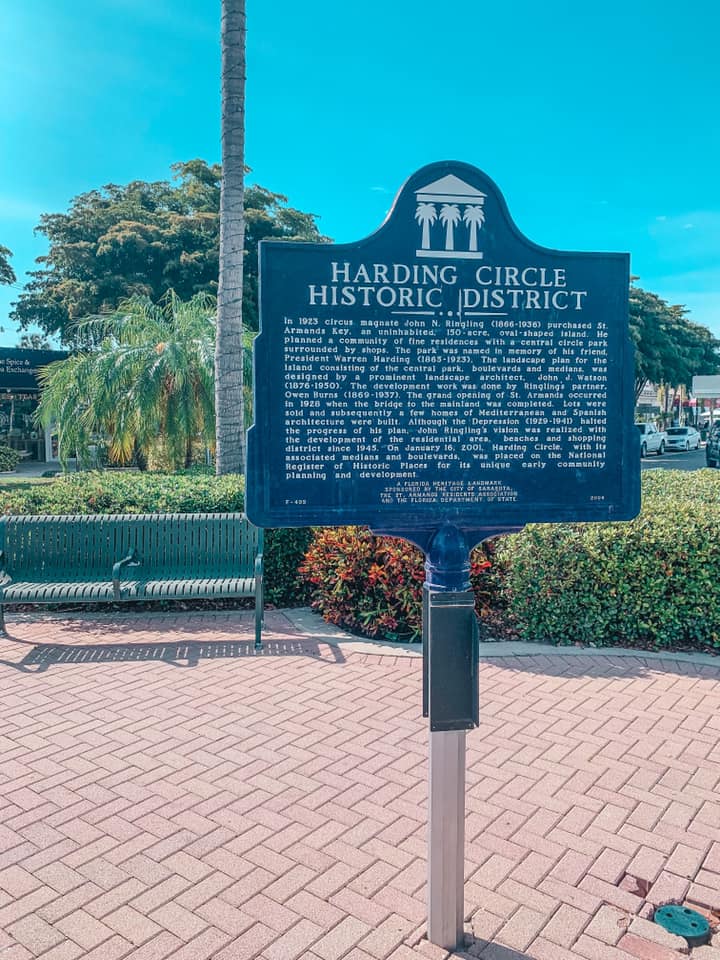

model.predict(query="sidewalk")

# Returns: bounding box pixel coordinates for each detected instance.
[0,608,719,960]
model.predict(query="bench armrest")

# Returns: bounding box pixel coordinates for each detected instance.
[254,551,263,581]
[112,549,142,600]
[0,550,11,591]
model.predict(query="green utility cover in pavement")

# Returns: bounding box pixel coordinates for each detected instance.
[653,905,711,946]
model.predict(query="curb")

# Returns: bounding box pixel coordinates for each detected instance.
[283,608,720,669]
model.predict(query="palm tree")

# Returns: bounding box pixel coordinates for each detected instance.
[215,0,246,475]
[415,203,437,249]
[439,204,461,251]
[462,205,485,252]
[36,293,216,471]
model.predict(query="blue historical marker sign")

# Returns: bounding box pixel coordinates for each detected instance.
[246,161,640,531]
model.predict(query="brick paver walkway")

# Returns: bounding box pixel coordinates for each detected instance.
[0,610,719,960]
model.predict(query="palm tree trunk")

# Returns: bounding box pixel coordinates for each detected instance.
[215,0,246,475]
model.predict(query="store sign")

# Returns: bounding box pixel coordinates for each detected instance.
[0,349,68,391]
[692,375,720,400]
[246,161,639,531]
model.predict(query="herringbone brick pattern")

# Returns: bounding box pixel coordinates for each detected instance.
[0,610,719,959]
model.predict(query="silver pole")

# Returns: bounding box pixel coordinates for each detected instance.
[427,729,466,949]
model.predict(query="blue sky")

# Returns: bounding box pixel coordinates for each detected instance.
[2,0,719,346]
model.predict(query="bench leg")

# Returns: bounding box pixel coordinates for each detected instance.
[0,602,5,635]
[255,577,264,651]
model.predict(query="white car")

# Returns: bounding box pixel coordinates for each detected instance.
[665,426,701,451]
[635,422,666,457]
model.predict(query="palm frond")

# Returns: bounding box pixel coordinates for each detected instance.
[38,292,217,470]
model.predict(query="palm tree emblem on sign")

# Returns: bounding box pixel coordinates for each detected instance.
[463,205,485,252]
[415,202,437,250]
[414,175,487,259]
[439,204,461,251]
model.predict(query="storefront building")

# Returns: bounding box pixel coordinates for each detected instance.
[0,348,68,463]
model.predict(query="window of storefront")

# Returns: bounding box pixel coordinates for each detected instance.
[0,348,68,463]
[0,391,45,461]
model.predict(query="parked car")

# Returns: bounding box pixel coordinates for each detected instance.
[635,422,666,457]
[706,425,720,467]
[665,426,701,452]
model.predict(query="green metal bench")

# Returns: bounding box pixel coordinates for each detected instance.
[0,513,264,649]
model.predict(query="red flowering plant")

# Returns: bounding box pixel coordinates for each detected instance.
[299,527,424,641]
[299,527,506,643]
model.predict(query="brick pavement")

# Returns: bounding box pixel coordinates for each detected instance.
[0,609,719,960]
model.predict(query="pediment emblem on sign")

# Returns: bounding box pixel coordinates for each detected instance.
[414,175,487,260]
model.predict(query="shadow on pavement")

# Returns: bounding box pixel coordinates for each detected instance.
[0,637,345,673]
[484,650,720,681]
[458,940,531,959]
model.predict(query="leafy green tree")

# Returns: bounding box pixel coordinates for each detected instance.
[0,245,15,286]
[17,333,51,350]
[12,162,327,345]
[36,292,216,470]
[630,285,677,401]
[242,183,325,330]
[629,283,720,402]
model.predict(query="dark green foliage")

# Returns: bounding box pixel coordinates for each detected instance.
[263,527,313,607]
[13,164,220,342]
[498,470,720,650]
[0,469,310,605]
[12,161,329,344]
[0,445,20,472]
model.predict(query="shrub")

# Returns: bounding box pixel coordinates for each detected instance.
[300,527,425,641]
[0,445,20,472]
[497,469,720,650]
[640,467,720,504]
[0,469,311,606]
[264,526,313,608]
[299,526,505,642]
[0,469,245,515]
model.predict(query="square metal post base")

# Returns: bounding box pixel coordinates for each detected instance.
[427,729,466,949]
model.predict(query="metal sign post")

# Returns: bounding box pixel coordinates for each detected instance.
[418,522,511,950]
[424,524,474,949]
[428,729,466,948]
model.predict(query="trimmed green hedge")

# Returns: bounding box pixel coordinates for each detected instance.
[0,470,310,607]
[498,469,720,650]
[0,470,245,515]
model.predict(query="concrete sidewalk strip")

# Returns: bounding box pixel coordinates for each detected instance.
[0,607,718,959]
